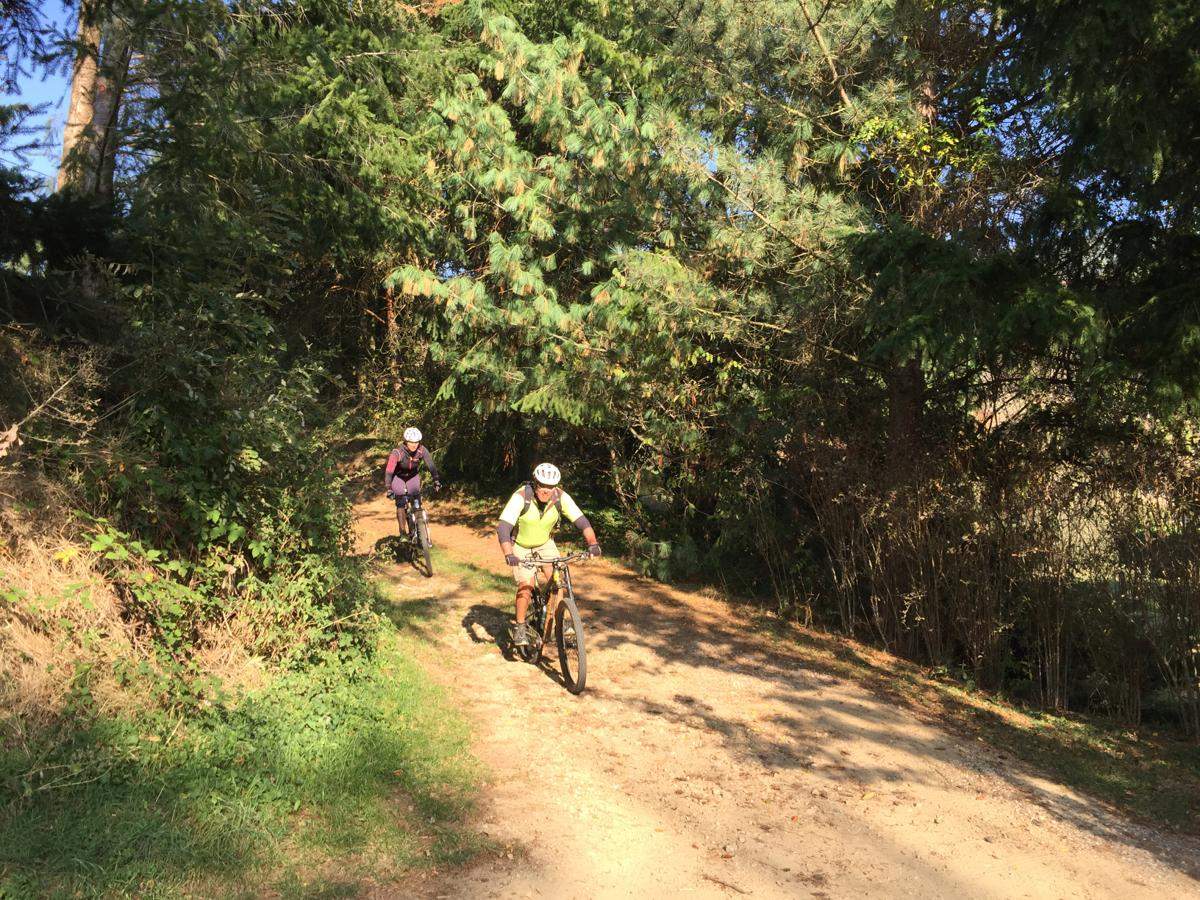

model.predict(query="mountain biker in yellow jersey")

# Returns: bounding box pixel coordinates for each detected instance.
[384,427,442,539]
[497,463,601,647]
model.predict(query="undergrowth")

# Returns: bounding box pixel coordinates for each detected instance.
[0,605,483,898]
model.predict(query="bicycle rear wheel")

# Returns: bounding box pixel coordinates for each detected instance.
[555,591,587,694]
[415,516,433,577]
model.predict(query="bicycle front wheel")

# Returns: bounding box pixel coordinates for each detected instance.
[555,592,587,694]
[416,516,433,577]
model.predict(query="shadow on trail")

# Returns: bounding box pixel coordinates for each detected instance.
[375,594,446,644]
[381,513,1200,884]
[373,534,406,560]
[370,535,432,579]
[461,603,574,691]
[463,603,513,658]
[574,566,1200,881]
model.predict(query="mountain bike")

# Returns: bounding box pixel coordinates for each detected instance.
[394,486,437,577]
[514,551,589,694]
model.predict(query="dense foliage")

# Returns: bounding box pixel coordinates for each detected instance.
[2,0,1198,774]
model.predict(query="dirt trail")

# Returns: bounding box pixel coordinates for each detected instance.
[354,495,1200,899]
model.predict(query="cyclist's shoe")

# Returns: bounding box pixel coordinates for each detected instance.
[512,621,529,646]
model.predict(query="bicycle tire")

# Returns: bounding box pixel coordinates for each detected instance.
[416,516,433,577]
[555,591,587,694]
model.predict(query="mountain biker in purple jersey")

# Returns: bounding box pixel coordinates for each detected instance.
[384,427,442,538]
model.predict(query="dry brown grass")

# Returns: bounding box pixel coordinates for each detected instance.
[0,534,140,731]
[192,621,270,696]
[0,474,273,740]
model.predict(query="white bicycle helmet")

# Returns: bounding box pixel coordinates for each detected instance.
[403,426,422,443]
[532,462,561,486]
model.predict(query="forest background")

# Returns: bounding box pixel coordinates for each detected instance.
[2,0,1199,891]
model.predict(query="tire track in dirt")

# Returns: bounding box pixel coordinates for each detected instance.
[355,496,1200,899]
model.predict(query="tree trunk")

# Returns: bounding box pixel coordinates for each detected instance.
[94,27,134,198]
[886,352,924,479]
[58,0,103,194]
[59,3,134,197]
[384,285,400,393]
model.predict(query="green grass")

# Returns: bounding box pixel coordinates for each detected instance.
[429,551,514,597]
[0,615,485,898]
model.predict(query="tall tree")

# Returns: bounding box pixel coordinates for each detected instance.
[58,1,133,196]
[91,18,132,197]
[57,0,102,192]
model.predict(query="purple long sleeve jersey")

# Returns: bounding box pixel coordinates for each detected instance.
[384,445,440,493]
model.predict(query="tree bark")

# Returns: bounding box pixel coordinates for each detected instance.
[93,26,134,198]
[384,285,400,392]
[59,3,134,197]
[58,0,103,194]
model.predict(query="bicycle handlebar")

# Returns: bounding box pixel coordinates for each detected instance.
[518,551,591,568]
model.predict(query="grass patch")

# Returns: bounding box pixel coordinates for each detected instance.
[428,552,514,597]
[0,615,485,897]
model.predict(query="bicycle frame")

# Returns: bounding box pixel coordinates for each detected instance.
[526,555,584,622]
[392,489,435,576]
[516,552,590,693]
[402,493,427,536]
